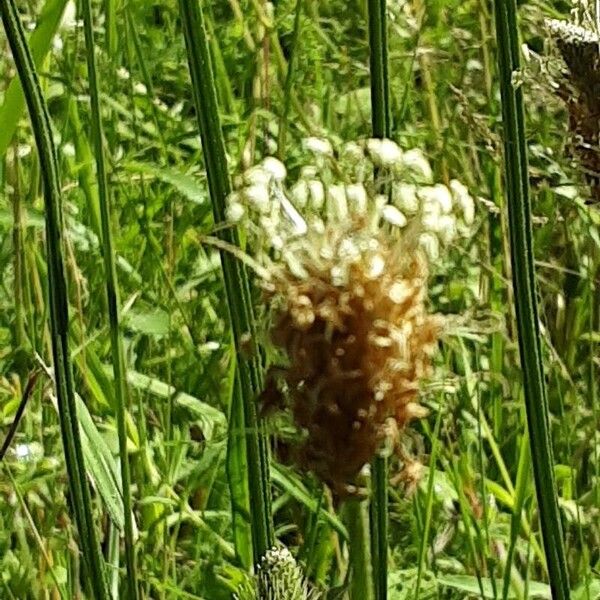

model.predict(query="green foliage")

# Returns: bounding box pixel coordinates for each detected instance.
[1,0,599,598]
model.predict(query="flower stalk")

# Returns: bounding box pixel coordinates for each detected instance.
[493,1,570,597]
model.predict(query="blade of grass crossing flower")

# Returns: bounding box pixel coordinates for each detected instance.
[367,1,391,597]
[492,1,570,598]
[80,0,138,595]
[0,1,110,598]
[177,0,273,564]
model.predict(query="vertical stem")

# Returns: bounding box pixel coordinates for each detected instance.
[367,1,390,598]
[0,1,110,598]
[368,0,391,138]
[80,0,138,597]
[277,0,303,158]
[345,498,375,600]
[10,145,26,348]
[492,1,570,598]
[177,0,273,564]
[415,407,443,600]
[104,0,119,58]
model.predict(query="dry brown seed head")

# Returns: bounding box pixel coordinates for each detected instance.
[260,214,442,493]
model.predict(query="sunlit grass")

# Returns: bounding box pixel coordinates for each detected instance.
[0,0,598,598]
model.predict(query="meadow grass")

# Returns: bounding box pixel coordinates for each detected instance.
[0,1,599,599]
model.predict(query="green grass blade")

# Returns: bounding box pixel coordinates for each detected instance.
[367,1,391,597]
[277,0,304,157]
[3,465,68,598]
[415,406,443,600]
[368,0,391,139]
[502,428,531,600]
[75,394,125,532]
[0,1,110,597]
[0,370,40,461]
[226,366,253,570]
[0,0,68,156]
[492,1,570,597]
[345,498,375,600]
[64,98,103,238]
[80,0,138,595]
[103,0,118,57]
[270,465,348,539]
[177,0,273,564]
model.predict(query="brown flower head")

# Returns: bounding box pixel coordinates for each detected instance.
[227,142,467,493]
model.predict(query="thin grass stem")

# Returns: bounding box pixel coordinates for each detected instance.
[414,406,443,600]
[177,0,273,564]
[345,498,375,600]
[0,1,110,597]
[367,1,391,597]
[492,1,570,597]
[277,0,303,157]
[80,0,139,596]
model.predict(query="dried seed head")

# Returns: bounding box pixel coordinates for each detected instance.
[225,140,474,494]
[264,211,441,493]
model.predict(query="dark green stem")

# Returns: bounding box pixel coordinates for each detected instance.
[80,0,139,596]
[368,0,391,139]
[0,1,109,597]
[345,498,375,600]
[177,0,273,564]
[368,1,391,598]
[492,1,570,597]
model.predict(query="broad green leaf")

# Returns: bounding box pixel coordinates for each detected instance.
[48,389,125,530]
[121,368,226,441]
[438,575,551,599]
[0,0,69,155]
[270,464,348,539]
[76,395,126,531]
[123,161,207,206]
[124,309,171,336]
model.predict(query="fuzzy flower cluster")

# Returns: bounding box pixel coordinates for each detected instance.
[227,138,475,264]
[226,139,468,493]
[235,546,321,600]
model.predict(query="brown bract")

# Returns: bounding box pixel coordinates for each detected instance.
[261,216,441,494]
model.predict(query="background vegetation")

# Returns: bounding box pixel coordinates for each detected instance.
[0,0,599,598]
